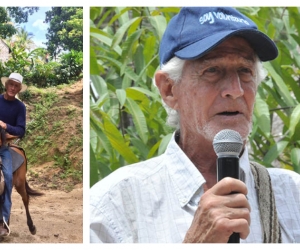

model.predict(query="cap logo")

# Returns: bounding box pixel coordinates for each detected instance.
[199,11,250,25]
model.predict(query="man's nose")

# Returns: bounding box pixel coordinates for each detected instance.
[221,72,244,99]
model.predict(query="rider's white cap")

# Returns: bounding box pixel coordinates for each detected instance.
[1,73,27,92]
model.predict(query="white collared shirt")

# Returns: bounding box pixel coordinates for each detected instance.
[90,133,300,243]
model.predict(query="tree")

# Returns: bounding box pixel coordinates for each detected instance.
[44,7,83,59]
[90,7,300,186]
[0,7,17,39]
[6,7,39,23]
[6,26,35,51]
[0,7,39,39]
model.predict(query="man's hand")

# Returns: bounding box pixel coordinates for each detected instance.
[0,120,7,130]
[183,177,250,243]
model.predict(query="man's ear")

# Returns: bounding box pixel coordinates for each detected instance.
[155,71,178,109]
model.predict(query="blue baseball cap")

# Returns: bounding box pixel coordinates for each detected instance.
[159,7,278,67]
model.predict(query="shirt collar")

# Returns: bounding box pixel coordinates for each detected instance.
[164,131,205,207]
[164,131,251,207]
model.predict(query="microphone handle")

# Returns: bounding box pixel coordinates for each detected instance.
[217,156,240,243]
[217,156,239,181]
[228,232,240,243]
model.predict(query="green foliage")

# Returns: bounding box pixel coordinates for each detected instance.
[90,7,300,187]
[26,50,83,87]
[0,7,83,89]
[44,7,83,58]
[59,50,83,81]
[20,86,83,187]
[0,46,83,88]
[0,7,38,39]
[238,7,300,172]
[0,46,33,75]
[0,7,17,39]
[90,7,179,186]
[6,7,38,23]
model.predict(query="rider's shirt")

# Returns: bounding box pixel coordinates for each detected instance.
[0,94,26,137]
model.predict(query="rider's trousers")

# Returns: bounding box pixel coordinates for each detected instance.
[0,146,12,223]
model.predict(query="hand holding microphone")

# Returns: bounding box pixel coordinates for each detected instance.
[213,129,247,243]
[184,129,250,243]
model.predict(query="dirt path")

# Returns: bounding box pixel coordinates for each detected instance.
[0,183,83,243]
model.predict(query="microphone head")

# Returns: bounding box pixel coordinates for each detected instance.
[213,129,243,156]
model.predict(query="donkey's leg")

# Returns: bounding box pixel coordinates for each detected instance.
[13,170,36,235]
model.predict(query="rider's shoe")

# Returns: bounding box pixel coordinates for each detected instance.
[0,224,8,237]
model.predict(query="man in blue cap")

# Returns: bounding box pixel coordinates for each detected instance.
[90,7,300,243]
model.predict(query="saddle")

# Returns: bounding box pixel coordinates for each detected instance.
[5,134,25,173]
[0,135,25,195]
[9,145,25,172]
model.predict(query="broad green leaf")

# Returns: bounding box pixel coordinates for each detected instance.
[121,75,132,89]
[90,144,100,187]
[147,139,161,159]
[280,65,300,104]
[144,36,157,64]
[122,65,139,82]
[126,88,151,103]
[158,133,173,155]
[289,103,300,137]
[254,95,271,136]
[90,47,100,75]
[149,15,167,40]
[90,75,108,97]
[91,92,109,110]
[282,38,300,69]
[116,89,126,107]
[101,112,139,164]
[111,17,140,49]
[291,148,300,173]
[101,55,139,82]
[90,28,122,55]
[263,140,289,165]
[127,16,144,36]
[263,62,296,107]
[135,54,158,86]
[259,79,287,110]
[113,7,131,26]
[108,7,131,26]
[131,138,149,160]
[129,86,160,102]
[133,44,145,75]
[121,29,143,64]
[90,7,103,22]
[121,30,142,74]
[93,119,114,159]
[125,97,148,144]
[100,55,122,70]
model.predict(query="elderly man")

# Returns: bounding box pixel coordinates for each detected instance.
[90,7,300,243]
[0,72,26,237]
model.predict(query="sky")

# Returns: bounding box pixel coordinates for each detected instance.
[17,7,52,48]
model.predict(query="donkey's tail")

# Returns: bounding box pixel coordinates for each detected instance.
[25,181,44,197]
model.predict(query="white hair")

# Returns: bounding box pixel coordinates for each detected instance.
[154,56,268,129]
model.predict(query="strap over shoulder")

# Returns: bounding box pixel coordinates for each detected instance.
[250,161,281,243]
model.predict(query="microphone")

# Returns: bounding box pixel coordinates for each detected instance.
[213,129,243,243]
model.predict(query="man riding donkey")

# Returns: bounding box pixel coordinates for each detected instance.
[0,72,26,237]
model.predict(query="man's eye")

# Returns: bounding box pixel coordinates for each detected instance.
[239,68,252,74]
[205,67,218,73]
